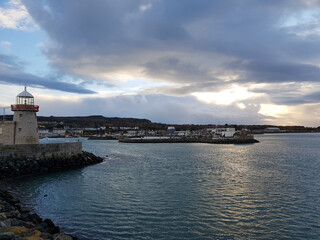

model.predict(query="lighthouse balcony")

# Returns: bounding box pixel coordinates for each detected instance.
[11,104,39,112]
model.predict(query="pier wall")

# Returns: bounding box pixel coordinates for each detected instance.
[0,142,82,160]
[0,122,15,145]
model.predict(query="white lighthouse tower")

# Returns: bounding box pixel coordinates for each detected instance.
[11,87,39,144]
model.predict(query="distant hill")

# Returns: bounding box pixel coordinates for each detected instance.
[37,115,152,128]
[2,115,318,132]
[2,115,151,128]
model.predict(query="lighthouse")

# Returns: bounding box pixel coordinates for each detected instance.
[11,87,39,144]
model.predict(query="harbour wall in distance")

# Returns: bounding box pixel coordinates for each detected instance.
[119,136,259,144]
[0,142,103,179]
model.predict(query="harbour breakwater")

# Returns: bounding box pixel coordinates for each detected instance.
[0,142,103,179]
[0,151,103,179]
[119,136,259,144]
[87,136,117,140]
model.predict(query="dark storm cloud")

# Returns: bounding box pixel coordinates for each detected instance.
[251,82,320,106]
[0,54,95,94]
[269,91,320,105]
[143,57,219,83]
[143,81,228,96]
[22,1,320,100]
[235,61,320,83]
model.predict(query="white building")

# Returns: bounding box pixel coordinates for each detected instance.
[53,129,66,135]
[213,128,236,138]
[264,127,281,133]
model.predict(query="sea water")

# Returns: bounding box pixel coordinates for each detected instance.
[9,133,320,239]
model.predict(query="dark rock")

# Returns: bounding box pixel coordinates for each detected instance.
[43,219,55,228]
[16,205,29,214]
[10,218,34,228]
[44,219,60,235]
[31,222,48,232]
[5,210,21,219]
[0,201,14,212]
[0,220,11,230]
[0,233,15,240]
[53,233,74,240]
[41,232,54,240]
[0,214,6,221]
[27,213,43,225]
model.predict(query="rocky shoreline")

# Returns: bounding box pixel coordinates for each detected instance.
[0,189,75,240]
[0,151,104,239]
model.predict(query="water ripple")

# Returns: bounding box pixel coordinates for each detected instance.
[9,134,320,239]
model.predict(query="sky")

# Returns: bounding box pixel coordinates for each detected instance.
[1,0,320,126]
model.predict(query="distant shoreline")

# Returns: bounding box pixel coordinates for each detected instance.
[119,136,259,144]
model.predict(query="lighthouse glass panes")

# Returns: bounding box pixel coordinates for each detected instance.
[16,96,34,105]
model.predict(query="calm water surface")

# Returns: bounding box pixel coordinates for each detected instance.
[8,134,320,239]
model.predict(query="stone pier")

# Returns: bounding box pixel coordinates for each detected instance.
[0,142,103,179]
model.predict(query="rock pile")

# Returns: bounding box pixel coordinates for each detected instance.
[0,190,76,240]
[0,151,103,179]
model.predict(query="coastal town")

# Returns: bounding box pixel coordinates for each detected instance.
[2,112,319,141]
[34,121,320,140]
[1,88,316,143]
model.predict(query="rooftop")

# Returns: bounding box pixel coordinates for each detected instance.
[17,87,34,98]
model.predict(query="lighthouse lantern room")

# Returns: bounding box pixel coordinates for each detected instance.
[11,86,39,112]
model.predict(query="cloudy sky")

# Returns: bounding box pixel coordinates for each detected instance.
[1,0,320,126]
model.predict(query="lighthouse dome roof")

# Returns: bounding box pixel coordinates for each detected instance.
[17,87,33,98]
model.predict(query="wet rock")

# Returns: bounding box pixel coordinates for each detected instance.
[0,219,12,230]
[27,214,42,225]
[10,219,34,228]
[0,213,6,221]
[26,237,44,240]
[0,221,7,230]
[53,233,73,240]
[0,232,15,240]
[5,210,21,219]
[31,230,41,237]
[40,232,53,240]
[5,226,30,236]
[31,222,47,232]
[0,201,14,212]
[43,219,59,235]
[15,205,29,214]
